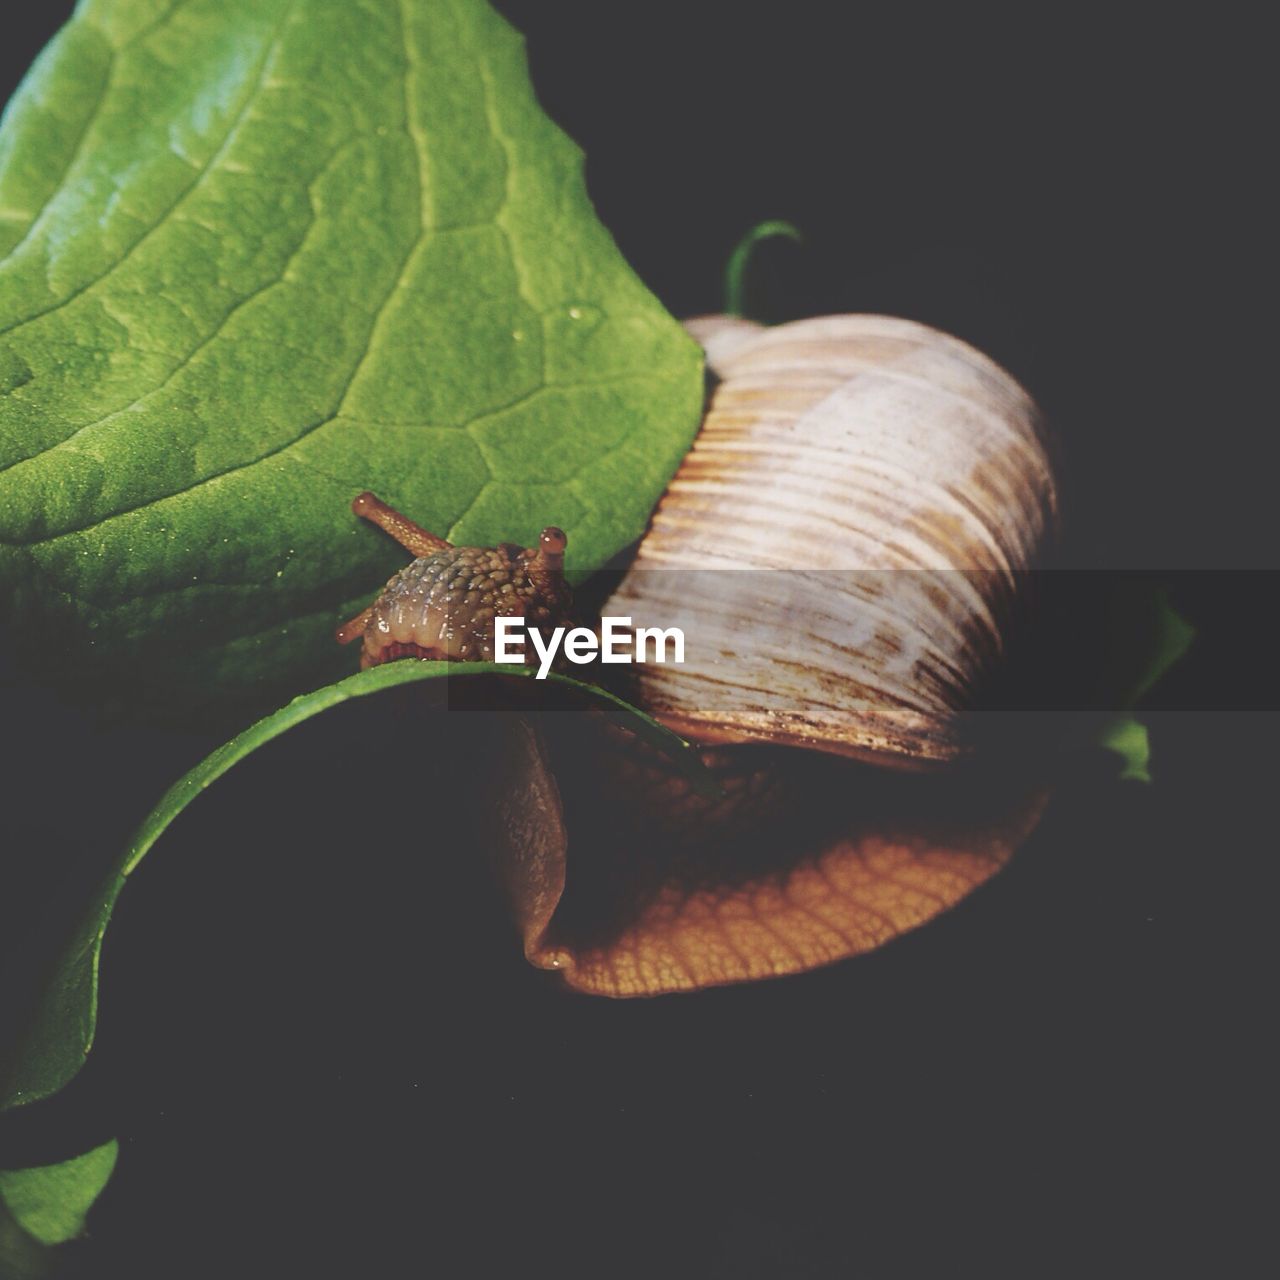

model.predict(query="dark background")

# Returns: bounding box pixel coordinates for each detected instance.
[0,3,1271,1276]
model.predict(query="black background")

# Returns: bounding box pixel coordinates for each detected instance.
[0,3,1272,1276]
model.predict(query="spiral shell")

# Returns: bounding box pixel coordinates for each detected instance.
[604,314,1058,768]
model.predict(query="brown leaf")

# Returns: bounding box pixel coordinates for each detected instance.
[478,714,1046,997]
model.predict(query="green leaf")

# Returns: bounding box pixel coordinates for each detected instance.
[1097,587,1194,782]
[1097,715,1150,783]
[0,1139,118,1246]
[0,661,713,1111]
[0,0,702,717]
[1119,588,1195,707]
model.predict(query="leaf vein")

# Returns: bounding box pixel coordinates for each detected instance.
[0,1,297,339]
[0,0,441,553]
[0,130,403,480]
[0,46,116,271]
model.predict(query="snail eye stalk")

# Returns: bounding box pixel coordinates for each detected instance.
[539,527,567,566]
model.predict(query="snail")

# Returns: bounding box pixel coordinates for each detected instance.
[335,491,572,670]
[340,314,1058,997]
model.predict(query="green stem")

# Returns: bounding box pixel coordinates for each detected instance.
[723,220,803,317]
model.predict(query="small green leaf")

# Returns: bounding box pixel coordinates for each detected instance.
[1096,587,1193,782]
[1121,588,1195,707]
[0,1139,118,1246]
[1097,715,1150,783]
[0,661,713,1111]
[0,0,702,716]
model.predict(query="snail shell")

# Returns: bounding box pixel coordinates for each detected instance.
[604,314,1058,768]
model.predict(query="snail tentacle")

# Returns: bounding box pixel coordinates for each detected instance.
[335,605,376,646]
[351,490,452,557]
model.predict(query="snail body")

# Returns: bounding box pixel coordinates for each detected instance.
[336,492,571,670]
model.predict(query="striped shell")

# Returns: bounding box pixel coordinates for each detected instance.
[604,314,1058,768]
